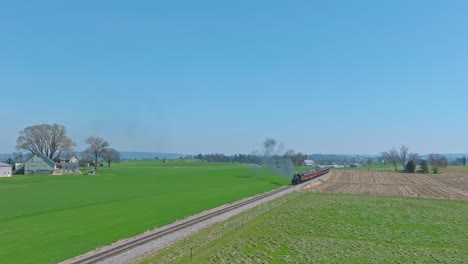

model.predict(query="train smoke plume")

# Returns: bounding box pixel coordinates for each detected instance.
[261,138,295,178]
[266,157,295,178]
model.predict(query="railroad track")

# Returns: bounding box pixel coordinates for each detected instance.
[68,185,294,264]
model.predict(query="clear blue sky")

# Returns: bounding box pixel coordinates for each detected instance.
[1,1,468,155]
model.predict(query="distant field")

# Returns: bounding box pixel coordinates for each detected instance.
[443,166,468,173]
[0,161,288,264]
[337,162,402,171]
[308,170,468,199]
[142,192,468,263]
[335,163,468,174]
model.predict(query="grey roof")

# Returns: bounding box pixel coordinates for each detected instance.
[56,153,72,159]
[0,161,12,167]
[62,163,79,169]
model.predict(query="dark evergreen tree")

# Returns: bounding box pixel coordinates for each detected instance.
[405,160,416,173]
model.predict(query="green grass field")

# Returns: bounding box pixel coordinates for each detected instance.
[0,161,288,264]
[143,192,468,263]
[297,163,403,172]
[443,166,468,173]
[336,162,402,171]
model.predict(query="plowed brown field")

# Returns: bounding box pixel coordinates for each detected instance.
[305,170,468,200]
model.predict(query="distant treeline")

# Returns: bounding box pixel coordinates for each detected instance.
[193,152,307,166]
[194,153,263,164]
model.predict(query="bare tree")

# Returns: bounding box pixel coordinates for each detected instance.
[80,149,93,170]
[382,147,399,171]
[16,124,75,160]
[284,149,307,166]
[284,149,295,158]
[102,148,121,167]
[367,158,373,171]
[427,153,448,173]
[85,136,109,171]
[408,153,419,163]
[398,145,409,168]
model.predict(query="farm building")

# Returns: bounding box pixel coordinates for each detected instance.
[0,162,12,177]
[58,162,81,174]
[304,160,316,166]
[17,153,56,175]
[3,157,22,173]
[54,153,80,174]
[54,153,79,164]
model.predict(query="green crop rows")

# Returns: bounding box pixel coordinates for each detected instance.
[0,161,288,264]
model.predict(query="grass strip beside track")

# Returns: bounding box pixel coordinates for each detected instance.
[142,192,468,263]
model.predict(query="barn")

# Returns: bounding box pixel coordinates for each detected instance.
[0,162,12,177]
[18,153,56,175]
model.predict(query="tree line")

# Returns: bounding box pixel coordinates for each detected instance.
[194,153,262,164]
[381,145,449,173]
[194,139,308,167]
[15,123,120,171]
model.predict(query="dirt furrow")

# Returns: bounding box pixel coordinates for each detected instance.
[307,170,468,200]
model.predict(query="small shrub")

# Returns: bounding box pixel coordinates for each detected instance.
[432,166,439,174]
[420,160,429,174]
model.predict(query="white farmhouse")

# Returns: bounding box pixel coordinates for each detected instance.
[0,162,12,177]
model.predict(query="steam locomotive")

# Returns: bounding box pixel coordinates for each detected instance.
[291,167,330,185]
